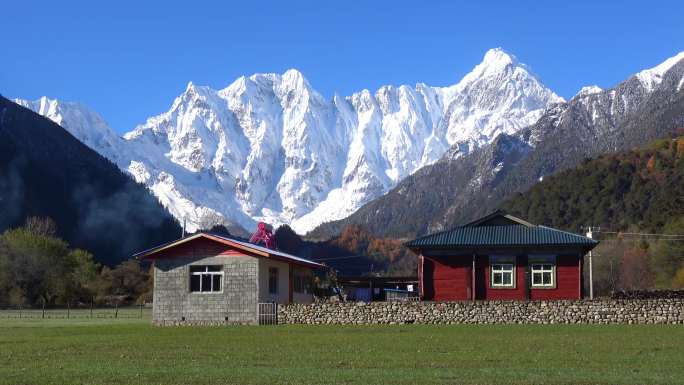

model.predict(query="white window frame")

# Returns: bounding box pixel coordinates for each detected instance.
[189,265,224,293]
[491,263,515,288]
[528,255,556,289]
[531,263,555,288]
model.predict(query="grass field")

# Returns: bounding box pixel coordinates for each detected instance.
[1,317,683,385]
[0,306,148,320]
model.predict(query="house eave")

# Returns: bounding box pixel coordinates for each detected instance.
[133,233,324,269]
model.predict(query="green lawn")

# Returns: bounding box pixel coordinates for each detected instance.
[1,318,683,385]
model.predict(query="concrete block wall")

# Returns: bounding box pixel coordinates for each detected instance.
[258,258,291,304]
[153,255,258,325]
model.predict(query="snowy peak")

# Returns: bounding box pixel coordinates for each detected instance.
[439,48,563,153]
[635,51,684,91]
[15,96,93,126]
[13,96,123,161]
[280,68,309,89]
[574,85,603,98]
[456,48,551,94]
[454,48,563,104]
[219,69,324,110]
[237,69,312,92]
[474,47,520,75]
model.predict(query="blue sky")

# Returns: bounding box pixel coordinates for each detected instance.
[2,0,683,134]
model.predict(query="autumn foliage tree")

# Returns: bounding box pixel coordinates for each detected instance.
[618,244,653,290]
[330,225,407,262]
[651,217,684,288]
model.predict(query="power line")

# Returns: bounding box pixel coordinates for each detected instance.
[599,239,684,242]
[313,255,376,262]
[313,251,390,262]
[597,230,684,238]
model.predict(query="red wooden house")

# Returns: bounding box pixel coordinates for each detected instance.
[405,211,598,301]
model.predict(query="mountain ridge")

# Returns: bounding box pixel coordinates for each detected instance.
[308,50,684,239]
[0,96,181,265]
[16,48,561,234]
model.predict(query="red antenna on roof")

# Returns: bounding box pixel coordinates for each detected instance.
[249,222,275,249]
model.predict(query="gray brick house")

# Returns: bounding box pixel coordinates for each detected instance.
[134,233,323,325]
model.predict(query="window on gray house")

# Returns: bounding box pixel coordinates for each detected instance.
[190,265,223,293]
[268,267,278,295]
[293,271,310,294]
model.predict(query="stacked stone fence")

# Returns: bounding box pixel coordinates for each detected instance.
[279,299,684,325]
[611,289,684,300]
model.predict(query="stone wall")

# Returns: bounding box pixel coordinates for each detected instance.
[153,255,258,325]
[278,300,684,325]
[612,289,684,300]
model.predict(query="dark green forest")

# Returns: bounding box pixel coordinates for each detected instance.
[502,137,684,233]
[0,96,181,266]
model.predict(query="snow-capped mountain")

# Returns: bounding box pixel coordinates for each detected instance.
[308,50,684,239]
[574,85,603,98]
[13,97,124,162]
[15,48,563,234]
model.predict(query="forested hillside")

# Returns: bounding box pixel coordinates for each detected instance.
[0,96,180,265]
[501,136,684,233]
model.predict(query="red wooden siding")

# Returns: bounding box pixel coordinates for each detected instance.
[529,255,581,300]
[423,256,471,301]
[422,254,583,301]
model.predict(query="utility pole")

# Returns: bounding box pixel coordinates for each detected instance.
[586,226,594,300]
[182,218,186,238]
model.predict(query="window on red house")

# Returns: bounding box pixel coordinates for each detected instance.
[529,256,556,288]
[491,264,514,287]
[531,264,555,287]
[490,256,515,288]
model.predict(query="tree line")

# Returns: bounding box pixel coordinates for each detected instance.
[588,219,684,295]
[0,217,151,306]
[271,224,416,277]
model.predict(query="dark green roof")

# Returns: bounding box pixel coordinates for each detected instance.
[405,212,598,250]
